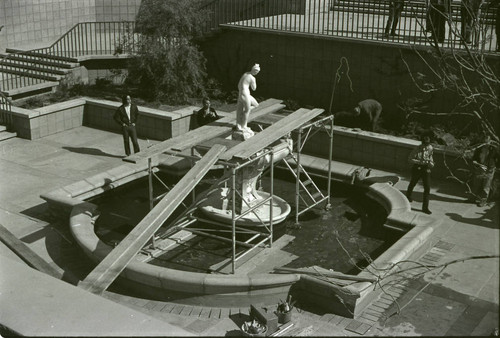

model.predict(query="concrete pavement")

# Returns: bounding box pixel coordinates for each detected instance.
[0,126,498,336]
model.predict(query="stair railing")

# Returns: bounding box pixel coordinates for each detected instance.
[0,91,13,128]
[0,21,137,93]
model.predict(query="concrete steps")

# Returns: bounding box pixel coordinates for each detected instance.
[0,60,71,76]
[0,48,80,99]
[5,48,79,63]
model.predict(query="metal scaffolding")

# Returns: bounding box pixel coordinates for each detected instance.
[141,114,335,274]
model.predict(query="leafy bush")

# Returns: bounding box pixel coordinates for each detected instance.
[125,0,209,104]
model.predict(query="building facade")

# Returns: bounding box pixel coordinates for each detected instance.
[0,0,141,53]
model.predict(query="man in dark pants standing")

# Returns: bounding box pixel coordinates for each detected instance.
[460,0,483,44]
[495,0,500,51]
[114,94,140,156]
[428,0,451,43]
[469,135,499,206]
[384,0,405,38]
[406,134,434,214]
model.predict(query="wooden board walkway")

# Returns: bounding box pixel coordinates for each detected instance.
[124,98,285,164]
[78,144,227,295]
[219,108,325,161]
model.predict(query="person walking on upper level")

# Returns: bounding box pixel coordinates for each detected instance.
[428,0,451,43]
[460,0,483,45]
[114,94,141,156]
[384,0,406,38]
[406,134,434,214]
[494,0,500,51]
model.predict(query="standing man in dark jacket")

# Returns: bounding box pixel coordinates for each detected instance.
[114,94,140,156]
[384,0,405,38]
[406,134,434,214]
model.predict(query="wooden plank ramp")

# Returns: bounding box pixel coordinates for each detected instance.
[78,144,227,294]
[220,108,325,161]
[0,223,62,279]
[124,98,285,163]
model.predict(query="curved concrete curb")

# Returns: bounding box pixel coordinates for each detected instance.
[69,202,300,304]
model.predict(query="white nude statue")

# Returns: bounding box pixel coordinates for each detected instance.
[236,63,260,137]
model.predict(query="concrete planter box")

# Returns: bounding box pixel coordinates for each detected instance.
[8,97,198,142]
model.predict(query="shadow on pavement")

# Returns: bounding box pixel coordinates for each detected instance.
[446,203,499,229]
[63,146,123,158]
[410,192,468,204]
[21,202,50,220]
[226,313,250,336]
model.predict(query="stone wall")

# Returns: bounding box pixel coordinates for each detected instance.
[9,99,86,139]
[8,97,196,141]
[83,98,196,140]
[0,0,142,53]
[199,28,499,133]
[6,96,467,181]
[302,125,468,181]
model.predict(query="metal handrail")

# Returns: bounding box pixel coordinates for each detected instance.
[0,21,137,92]
[0,91,13,128]
[214,0,497,52]
[1,1,497,94]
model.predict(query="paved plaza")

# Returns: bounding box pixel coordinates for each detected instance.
[0,126,498,336]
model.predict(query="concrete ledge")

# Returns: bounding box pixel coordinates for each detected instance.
[69,201,300,303]
[40,161,157,215]
[9,105,41,118]
[4,81,59,97]
[9,97,201,140]
[291,154,437,316]
[77,54,132,62]
[35,98,86,115]
[1,257,194,336]
[84,97,197,121]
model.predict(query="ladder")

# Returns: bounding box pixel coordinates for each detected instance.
[282,153,329,218]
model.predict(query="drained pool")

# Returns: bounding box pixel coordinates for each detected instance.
[91,170,401,275]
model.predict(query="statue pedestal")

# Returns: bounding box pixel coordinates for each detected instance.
[232,127,255,141]
[199,133,293,226]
